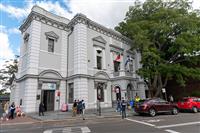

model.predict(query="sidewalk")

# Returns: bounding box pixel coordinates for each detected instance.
[0,108,135,126]
[0,116,39,126]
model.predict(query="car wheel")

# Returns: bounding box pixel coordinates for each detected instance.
[192,107,198,113]
[149,108,156,117]
[172,107,178,115]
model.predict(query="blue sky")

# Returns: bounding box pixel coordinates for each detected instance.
[0,0,200,70]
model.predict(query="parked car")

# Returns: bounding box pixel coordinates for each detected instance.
[135,98,178,117]
[177,97,200,113]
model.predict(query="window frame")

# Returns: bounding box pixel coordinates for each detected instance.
[48,38,55,53]
[68,83,74,103]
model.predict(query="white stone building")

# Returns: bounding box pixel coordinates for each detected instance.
[10,6,148,113]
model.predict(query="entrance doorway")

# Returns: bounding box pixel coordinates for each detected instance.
[42,90,55,111]
[115,86,121,100]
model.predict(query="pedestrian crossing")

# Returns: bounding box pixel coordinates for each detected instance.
[43,126,91,133]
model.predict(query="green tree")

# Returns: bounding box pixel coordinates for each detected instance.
[115,0,200,97]
[0,56,19,94]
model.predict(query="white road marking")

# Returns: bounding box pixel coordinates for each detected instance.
[126,118,155,127]
[62,127,71,133]
[43,130,53,133]
[81,127,91,133]
[43,126,91,133]
[146,119,162,123]
[156,121,200,129]
[165,129,180,133]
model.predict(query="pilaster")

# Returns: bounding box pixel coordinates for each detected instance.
[60,31,68,77]
[26,20,41,75]
[73,23,87,74]
[23,78,38,112]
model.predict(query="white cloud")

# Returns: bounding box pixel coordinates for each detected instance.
[35,1,71,17]
[65,0,137,28]
[0,3,30,19]
[0,32,15,69]
[8,28,21,34]
[192,0,200,9]
[0,25,20,35]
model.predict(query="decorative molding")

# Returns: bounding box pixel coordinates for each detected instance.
[110,44,124,53]
[19,6,132,45]
[68,13,132,45]
[39,69,63,79]
[92,36,106,44]
[19,12,70,33]
[45,31,59,41]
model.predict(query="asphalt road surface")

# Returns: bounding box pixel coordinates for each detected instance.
[0,113,200,133]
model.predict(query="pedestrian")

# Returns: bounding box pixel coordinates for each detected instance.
[169,95,174,103]
[3,101,9,117]
[77,100,81,115]
[39,102,45,116]
[121,99,126,119]
[72,100,77,117]
[81,100,85,120]
[10,102,15,119]
[134,95,141,103]
[116,99,122,114]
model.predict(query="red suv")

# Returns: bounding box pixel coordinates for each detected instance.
[135,98,178,117]
[177,97,200,113]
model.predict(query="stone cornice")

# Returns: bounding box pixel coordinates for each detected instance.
[68,13,133,45]
[19,8,70,33]
[110,44,124,52]
[16,74,64,82]
[16,73,138,82]
[19,6,133,44]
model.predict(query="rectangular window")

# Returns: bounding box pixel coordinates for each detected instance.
[68,83,74,103]
[114,61,120,72]
[129,63,133,72]
[97,56,102,70]
[48,38,54,52]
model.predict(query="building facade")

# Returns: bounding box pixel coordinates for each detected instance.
[11,6,148,113]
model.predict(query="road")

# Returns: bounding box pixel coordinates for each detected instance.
[0,113,199,133]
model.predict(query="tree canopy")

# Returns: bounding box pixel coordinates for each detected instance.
[0,56,18,94]
[115,0,200,97]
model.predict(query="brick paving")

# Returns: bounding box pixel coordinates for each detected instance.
[0,116,39,125]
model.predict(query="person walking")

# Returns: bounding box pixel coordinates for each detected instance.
[80,100,85,120]
[10,102,15,119]
[39,102,45,116]
[169,95,174,103]
[116,99,122,114]
[121,99,126,119]
[72,100,77,117]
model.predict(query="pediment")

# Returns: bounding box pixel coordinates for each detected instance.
[39,70,62,79]
[92,36,106,44]
[94,71,110,79]
[45,31,59,41]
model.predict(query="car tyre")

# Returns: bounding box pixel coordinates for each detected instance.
[172,107,178,115]
[192,107,198,113]
[149,108,156,117]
